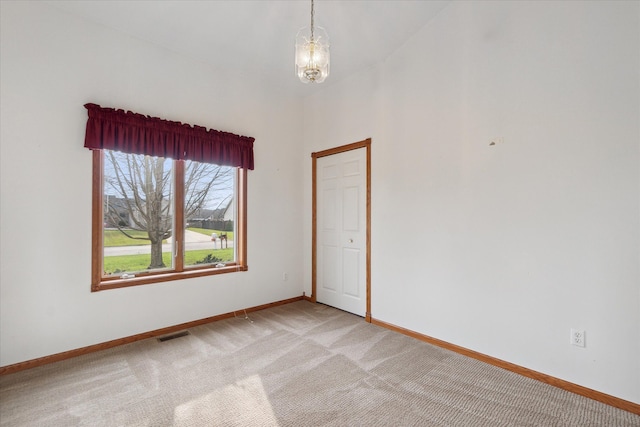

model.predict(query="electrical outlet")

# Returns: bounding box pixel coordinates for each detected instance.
[283,272,288,281]
[570,329,586,347]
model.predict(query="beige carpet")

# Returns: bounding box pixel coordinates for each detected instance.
[1,301,638,426]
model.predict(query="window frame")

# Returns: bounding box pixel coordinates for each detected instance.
[91,150,248,292]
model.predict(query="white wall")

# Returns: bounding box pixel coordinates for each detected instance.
[303,1,640,403]
[0,2,304,366]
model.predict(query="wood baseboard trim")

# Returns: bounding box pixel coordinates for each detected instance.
[0,296,304,376]
[370,317,640,416]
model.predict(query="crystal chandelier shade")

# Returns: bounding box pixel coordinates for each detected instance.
[295,0,330,84]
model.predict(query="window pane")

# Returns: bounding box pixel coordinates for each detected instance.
[103,150,174,276]
[183,160,235,267]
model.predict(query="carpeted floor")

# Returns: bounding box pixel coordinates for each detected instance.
[1,301,638,426]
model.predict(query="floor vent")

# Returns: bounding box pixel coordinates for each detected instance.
[157,331,190,342]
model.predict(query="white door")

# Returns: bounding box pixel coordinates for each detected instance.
[316,147,367,316]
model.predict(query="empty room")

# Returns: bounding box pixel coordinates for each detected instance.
[1,0,638,425]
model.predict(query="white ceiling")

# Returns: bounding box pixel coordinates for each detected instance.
[45,0,450,98]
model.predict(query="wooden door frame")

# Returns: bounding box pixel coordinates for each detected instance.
[311,138,371,322]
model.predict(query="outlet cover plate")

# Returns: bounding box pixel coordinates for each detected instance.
[570,328,586,347]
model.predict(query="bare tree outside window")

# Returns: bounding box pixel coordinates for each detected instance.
[103,150,234,274]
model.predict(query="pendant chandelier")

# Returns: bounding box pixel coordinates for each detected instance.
[295,0,330,84]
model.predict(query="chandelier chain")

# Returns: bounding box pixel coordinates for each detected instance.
[310,0,315,41]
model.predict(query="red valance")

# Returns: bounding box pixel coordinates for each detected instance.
[84,103,254,170]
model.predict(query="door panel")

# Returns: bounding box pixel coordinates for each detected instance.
[342,248,360,297]
[342,186,360,231]
[321,245,338,292]
[322,188,337,230]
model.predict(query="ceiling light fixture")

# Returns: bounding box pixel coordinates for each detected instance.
[295,0,330,84]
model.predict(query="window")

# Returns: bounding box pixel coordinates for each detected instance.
[85,104,253,291]
[92,150,247,290]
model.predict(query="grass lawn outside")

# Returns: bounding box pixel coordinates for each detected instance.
[104,229,155,247]
[188,227,234,240]
[104,228,233,247]
[104,248,234,275]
